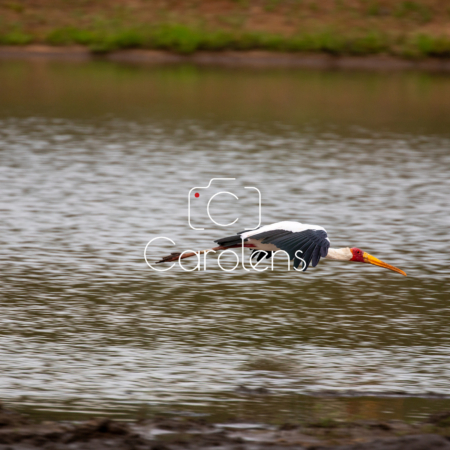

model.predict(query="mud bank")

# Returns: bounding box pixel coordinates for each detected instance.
[2,45,450,71]
[1,402,450,450]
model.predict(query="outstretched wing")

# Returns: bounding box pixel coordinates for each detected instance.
[241,222,330,271]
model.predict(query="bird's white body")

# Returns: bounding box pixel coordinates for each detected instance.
[324,247,352,261]
[240,221,327,240]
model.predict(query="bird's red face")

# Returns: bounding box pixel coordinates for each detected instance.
[350,247,365,263]
[350,247,406,276]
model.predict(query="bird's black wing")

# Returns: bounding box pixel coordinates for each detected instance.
[248,228,330,271]
[251,249,273,262]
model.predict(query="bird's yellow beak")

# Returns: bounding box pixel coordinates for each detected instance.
[363,252,407,276]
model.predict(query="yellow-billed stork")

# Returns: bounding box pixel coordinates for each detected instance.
[157,221,406,276]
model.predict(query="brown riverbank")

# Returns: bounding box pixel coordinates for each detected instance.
[2,45,450,71]
[1,402,450,450]
[2,1,450,58]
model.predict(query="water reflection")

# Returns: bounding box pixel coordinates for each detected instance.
[0,61,450,421]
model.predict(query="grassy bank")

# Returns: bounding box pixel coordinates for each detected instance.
[1,0,450,57]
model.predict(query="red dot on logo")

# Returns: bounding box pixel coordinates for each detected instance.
[195,193,200,198]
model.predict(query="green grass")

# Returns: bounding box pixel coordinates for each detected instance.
[43,24,393,55]
[1,21,450,58]
[264,0,282,12]
[46,27,146,53]
[365,1,383,16]
[404,34,450,57]
[4,2,24,13]
[0,29,32,45]
[394,1,432,23]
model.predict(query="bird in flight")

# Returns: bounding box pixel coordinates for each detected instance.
[157,221,406,276]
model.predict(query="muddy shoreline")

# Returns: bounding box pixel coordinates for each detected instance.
[1,402,450,450]
[2,45,450,71]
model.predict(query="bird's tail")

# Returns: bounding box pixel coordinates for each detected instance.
[156,245,227,264]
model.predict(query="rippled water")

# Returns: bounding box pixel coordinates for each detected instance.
[1,60,450,422]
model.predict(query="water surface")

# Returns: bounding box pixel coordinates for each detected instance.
[0,60,450,422]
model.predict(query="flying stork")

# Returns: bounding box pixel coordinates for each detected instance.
[157,221,407,276]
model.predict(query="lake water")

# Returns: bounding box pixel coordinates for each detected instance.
[0,60,450,423]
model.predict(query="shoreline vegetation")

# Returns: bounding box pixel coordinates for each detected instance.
[1,1,450,60]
